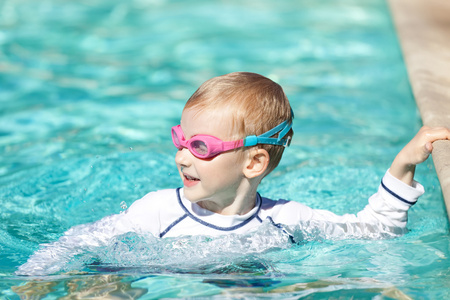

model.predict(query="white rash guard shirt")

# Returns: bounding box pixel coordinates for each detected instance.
[117,170,423,239]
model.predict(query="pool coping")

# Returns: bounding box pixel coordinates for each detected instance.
[388,0,450,221]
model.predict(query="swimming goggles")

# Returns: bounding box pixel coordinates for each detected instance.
[171,120,292,159]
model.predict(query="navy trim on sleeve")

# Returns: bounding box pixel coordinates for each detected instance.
[381,180,416,206]
[176,188,262,232]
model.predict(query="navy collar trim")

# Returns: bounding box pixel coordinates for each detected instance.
[176,188,262,231]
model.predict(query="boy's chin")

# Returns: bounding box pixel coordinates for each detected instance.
[182,188,202,203]
[182,188,215,206]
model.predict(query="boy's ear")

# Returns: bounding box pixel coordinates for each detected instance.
[243,148,270,179]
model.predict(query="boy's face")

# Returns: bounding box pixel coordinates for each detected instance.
[175,108,249,211]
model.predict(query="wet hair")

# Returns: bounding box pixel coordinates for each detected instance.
[183,72,294,175]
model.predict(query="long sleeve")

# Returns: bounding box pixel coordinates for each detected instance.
[281,170,425,240]
[15,190,173,276]
[15,213,133,276]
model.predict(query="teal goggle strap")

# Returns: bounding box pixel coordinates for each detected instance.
[243,120,293,148]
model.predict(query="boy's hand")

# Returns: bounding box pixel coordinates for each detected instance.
[390,126,450,185]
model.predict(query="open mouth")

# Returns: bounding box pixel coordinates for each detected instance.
[183,174,200,187]
[185,174,199,181]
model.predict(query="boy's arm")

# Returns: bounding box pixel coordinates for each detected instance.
[284,127,449,239]
[15,214,126,276]
[285,170,423,240]
[389,126,450,185]
[15,191,163,276]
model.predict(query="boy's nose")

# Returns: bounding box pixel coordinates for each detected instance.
[175,147,192,167]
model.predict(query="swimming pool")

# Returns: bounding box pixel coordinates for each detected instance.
[1,0,449,298]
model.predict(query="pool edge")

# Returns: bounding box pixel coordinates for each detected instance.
[387,0,450,222]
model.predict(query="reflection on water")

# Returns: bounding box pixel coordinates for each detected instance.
[12,274,414,299]
[12,274,147,300]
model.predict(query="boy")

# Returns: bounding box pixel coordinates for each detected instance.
[17,72,450,275]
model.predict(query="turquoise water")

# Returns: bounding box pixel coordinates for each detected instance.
[1,0,449,298]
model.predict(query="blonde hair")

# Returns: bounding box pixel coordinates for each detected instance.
[183,72,294,175]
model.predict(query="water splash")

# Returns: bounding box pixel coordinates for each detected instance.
[17,220,297,276]
[90,222,295,275]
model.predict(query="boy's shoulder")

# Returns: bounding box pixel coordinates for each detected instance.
[140,188,178,200]
[118,189,180,236]
[127,189,179,212]
[259,195,313,225]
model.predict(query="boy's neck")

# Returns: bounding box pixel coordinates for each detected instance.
[196,184,259,216]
